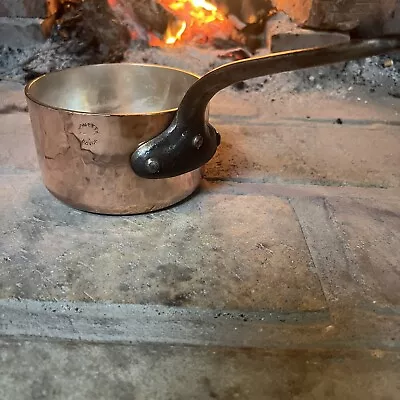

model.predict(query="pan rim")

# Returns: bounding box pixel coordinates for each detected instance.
[24,62,200,117]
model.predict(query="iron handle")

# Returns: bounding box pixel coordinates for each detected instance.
[131,36,400,179]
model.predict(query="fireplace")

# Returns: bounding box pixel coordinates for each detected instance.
[0,0,399,93]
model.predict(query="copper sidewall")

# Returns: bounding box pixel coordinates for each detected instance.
[26,99,202,215]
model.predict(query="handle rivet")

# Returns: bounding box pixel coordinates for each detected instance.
[145,158,160,174]
[192,135,203,149]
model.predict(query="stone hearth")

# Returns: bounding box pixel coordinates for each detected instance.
[0,0,400,398]
[1,64,400,397]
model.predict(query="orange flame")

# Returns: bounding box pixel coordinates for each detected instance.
[107,0,233,47]
[157,0,232,46]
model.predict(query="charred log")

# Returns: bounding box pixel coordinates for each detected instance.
[22,0,130,81]
[45,0,130,61]
[109,0,178,44]
[124,0,174,37]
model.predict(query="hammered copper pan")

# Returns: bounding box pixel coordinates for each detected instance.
[25,36,400,215]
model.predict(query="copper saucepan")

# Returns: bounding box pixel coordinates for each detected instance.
[25,36,400,214]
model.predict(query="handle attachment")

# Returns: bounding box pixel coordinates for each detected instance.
[131,36,400,179]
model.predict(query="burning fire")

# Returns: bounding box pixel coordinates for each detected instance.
[108,0,233,47]
[158,0,232,45]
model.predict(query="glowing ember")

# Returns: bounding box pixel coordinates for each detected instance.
[158,0,233,46]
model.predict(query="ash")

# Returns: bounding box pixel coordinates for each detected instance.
[0,42,103,82]
[1,40,400,98]
[124,45,400,98]
[280,56,400,97]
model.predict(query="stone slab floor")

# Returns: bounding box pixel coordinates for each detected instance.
[0,80,399,399]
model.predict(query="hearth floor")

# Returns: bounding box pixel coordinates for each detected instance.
[0,80,399,399]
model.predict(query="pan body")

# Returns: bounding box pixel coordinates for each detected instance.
[25,63,202,215]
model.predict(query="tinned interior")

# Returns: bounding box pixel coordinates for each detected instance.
[25,63,199,115]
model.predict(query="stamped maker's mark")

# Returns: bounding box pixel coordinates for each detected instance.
[78,122,99,146]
